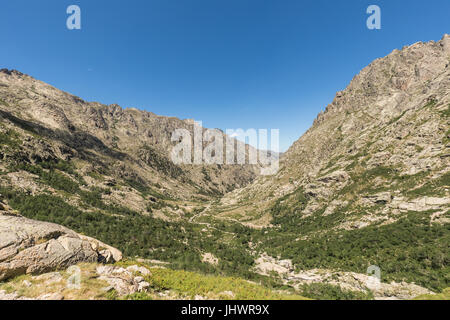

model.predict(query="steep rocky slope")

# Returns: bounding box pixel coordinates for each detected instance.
[0,67,262,281]
[0,68,259,208]
[217,34,450,228]
[207,35,450,293]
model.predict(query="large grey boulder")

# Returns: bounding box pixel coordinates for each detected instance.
[78,234,123,263]
[0,212,121,281]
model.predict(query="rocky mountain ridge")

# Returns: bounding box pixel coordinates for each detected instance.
[0,35,449,300]
[0,68,259,201]
[0,207,121,282]
[215,34,450,229]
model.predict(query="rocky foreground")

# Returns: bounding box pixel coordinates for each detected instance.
[0,208,122,282]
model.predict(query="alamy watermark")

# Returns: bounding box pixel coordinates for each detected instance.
[366,5,381,30]
[366,265,381,290]
[66,5,81,30]
[66,265,81,289]
[65,5,381,31]
[170,121,280,175]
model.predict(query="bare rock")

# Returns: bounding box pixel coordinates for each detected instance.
[38,293,64,300]
[0,290,34,300]
[0,214,120,281]
[138,281,150,292]
[96,265,150,296]
[126,265,151,276]
[78,234,122,263]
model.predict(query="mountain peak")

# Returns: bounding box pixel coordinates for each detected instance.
[312,35,450,128]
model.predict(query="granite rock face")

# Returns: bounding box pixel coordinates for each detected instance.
[0,67,260,205]
[218,34,450,230]
[0,212,121,281]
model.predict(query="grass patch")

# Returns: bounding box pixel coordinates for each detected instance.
[0,263,110,300]
[438,104,450,118]
[299,283,373,300]
[144,267,307,300]
[414,287,450,300]
[0,128,21,149]
[13,162,80,194]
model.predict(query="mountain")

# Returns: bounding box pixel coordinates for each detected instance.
[0,35,449,300]
[202,35,450,294]
[218,34,450,225]
[0,67,264,286]
[0,68,260,212]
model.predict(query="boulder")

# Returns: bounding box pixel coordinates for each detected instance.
[78,234,122,263]
[96,265,151,296]
[0,213,121,281]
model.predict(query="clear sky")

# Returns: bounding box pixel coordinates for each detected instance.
[1,0,449,151]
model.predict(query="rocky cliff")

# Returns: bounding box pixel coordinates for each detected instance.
[218,34,450,230]
[204,35,449,294]
[0,68,261,222]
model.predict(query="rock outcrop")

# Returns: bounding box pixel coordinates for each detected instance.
[78,234,123,264]
[96,265,151,296]
[0,67,260,205]
[218,34,450,230]
[254,254,434,300]
[0,212,122,281]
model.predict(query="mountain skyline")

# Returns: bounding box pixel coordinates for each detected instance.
[0,33,449,301]
[0,0,449,303]
[1,0,450,151]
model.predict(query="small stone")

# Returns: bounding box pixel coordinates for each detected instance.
[39,293,64,300]
[138,281,150,292]
[101,286,114,292]
[22,280,32,287]
[126,265,151,276]
[34,272,63,285]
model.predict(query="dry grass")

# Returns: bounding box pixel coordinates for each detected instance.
[0,263,110,300]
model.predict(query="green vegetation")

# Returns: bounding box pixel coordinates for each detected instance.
[130,264,307,300]
[439,104,450,118]
[0,98,10,107]
[0,263,112,300]
[0,186,259,281]
[0,128,21,149]
[120,292,152,300]
[271,187,309,225]
[262,162,448,293]
[443,128,450,145]
[202,167,211,182]
[0,261,308,300]
[414,287,450,300]
[405,171,450,197]
[386,109,408,125]
[1,114,447,299]
[298,283,373,300]
[270,186,354,235]
[140,145,184,179]
[257,210,450,291]
[124,176,173,200]
[422,98,437,110]
[13,162,81,194]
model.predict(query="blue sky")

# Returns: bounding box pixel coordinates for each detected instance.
[1,0,449,151]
